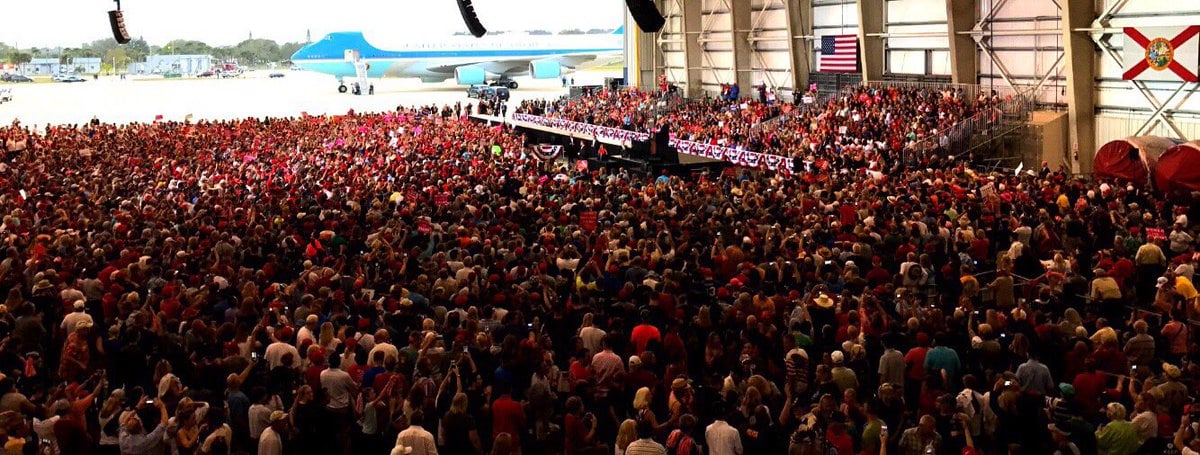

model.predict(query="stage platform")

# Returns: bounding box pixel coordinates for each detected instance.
[468,114,724,166]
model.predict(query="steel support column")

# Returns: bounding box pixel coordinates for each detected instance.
[784,0,814,91]
[730,0,755,92]
[945,0,978,84]
[629,9,659,89]
[1062,0,1098,173]
[856,0,885,82]
[682,0,705,96]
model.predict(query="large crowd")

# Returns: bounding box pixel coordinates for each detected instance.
[0,85,1195,455]
[518,85,1000,172]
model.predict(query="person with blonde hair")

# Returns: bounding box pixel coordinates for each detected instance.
[615,419,637,455]
[1096,402,1141,455]
[318,322,341,353]
[632,387,674,434]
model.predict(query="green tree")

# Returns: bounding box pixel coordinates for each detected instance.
[4,52,31,65]
[233,38,280,64]
[124,38,151,61]
[279,42,304,62]
[163,39,213,55]
[103,47,131,72]
[86,38,120,58]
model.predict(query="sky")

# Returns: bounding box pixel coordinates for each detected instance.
[0,0,627,48]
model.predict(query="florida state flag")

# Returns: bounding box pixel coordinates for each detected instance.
[1123,26,1200,82]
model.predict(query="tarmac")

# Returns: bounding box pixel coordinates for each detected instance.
[0,69,618,127]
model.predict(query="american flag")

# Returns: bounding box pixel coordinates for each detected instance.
[820,35,859,73]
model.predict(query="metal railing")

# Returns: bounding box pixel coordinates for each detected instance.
[908,88,1037,161]
[863,80,984,103]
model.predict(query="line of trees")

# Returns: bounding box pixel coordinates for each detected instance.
[1,37,306,69]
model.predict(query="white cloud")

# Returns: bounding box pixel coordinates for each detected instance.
[1,0,626,47]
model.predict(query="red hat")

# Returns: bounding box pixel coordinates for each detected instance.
[278,326,294,342]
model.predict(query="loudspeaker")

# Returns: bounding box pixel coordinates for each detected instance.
[108,10,131,44]
[456,0,488,38]
[625,0,666,33]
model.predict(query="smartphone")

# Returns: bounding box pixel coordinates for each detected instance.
[527,323,534,329]
[1132,365,1139,371]
[251,352,260,361]
[1003,380,1013,387]
[881,424,888,436]
[144,399,154,405]
[463,346,470,353]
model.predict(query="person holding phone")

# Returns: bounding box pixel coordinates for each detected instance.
[118,400,168,455]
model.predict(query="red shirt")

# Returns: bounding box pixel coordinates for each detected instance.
[904,347,929,381]
[1072,371,1106,415]
[630,324,662,355]
[492,395,526,445]
[304,364,324,390]
[564,413,587,455]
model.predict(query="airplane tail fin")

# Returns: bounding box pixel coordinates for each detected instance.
[612,26,625,35]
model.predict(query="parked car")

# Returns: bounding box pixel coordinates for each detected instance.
[466,84,491,99]
[467,85,509,101]
[52,74,86,83]
[269,72,285,78]
[0,74,32,83]
[197,71,215,78]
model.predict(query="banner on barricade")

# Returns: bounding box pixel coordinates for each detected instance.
[512,114,795,175]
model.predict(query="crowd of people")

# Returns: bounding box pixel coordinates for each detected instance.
[518,85,1001,172]
[0,87,1195,455]
[516,87,782,145]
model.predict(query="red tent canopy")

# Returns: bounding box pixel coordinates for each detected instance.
[1156,141,1200,194]
[1093,136,1179,187]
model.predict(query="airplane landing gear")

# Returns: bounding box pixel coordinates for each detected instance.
[338,84,348,93]
[489,79,518,89]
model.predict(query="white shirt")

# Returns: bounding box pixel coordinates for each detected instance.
[258,427,283,455]
[579,326,606,356]
[249,403,276,439]
[264,341,300,370]
[705,420,743,455]
[296,325,317,349]
[393,425,437,455]
[61,311,93,334]
[320,368,356,410]
[369,342,400,365]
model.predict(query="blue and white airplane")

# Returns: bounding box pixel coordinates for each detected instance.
[290,27,624,92]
